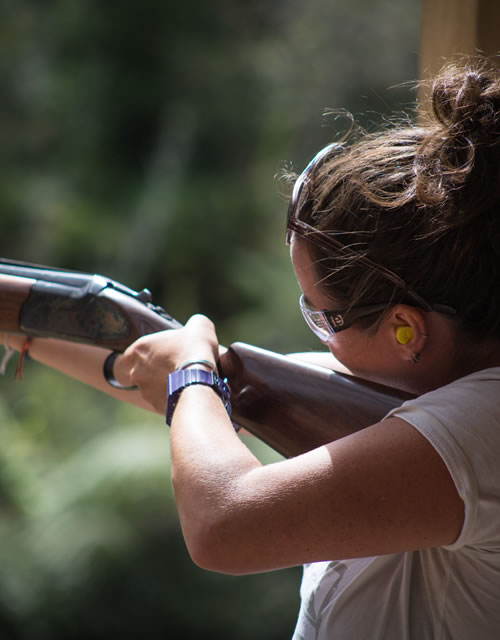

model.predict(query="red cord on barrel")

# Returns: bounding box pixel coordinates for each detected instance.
[15,337,33,381]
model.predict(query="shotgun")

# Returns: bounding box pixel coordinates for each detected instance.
[0,258,412,457]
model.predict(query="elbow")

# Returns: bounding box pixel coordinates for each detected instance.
[172,464,264,575]
[179,511,251,576]
[187,542,245,576]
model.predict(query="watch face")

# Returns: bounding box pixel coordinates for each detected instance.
[216,377,231,404]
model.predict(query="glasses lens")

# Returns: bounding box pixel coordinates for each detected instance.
[299,295,332,342]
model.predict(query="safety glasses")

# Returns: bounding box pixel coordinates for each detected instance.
[299,294,388,340]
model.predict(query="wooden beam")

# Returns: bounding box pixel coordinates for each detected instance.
[418,0,500,113]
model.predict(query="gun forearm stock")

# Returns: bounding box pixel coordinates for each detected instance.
[0,274,37,332]
[17,284,179,351]
[0,266,181,350]
[220,343,413,458]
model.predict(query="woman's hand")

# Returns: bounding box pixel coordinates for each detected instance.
[0,333,25,352]
[116,314,220,413]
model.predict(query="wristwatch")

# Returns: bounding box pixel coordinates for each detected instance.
[166,368,232,426]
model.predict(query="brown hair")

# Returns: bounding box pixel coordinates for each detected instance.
[296,56,500,337]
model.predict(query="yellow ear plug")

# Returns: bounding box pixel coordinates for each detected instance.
[396,326,413,344]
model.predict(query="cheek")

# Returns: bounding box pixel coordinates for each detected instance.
[326,330,374,370]
[326,333,353,363]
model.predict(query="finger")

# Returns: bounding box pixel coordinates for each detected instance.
[184,313,216,333]
[111,352,137,388]
[181,316,218,359]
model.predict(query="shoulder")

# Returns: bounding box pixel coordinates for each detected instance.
[389,367,500,549]
[390,366,500,446]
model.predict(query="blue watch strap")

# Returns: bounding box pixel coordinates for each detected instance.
[166,368,232,426]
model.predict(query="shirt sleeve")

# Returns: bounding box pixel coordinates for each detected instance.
[386,369,500,550]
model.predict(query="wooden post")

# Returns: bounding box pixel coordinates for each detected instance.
[419,0,500,113]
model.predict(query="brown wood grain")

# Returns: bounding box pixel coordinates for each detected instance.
[221,343,412,458]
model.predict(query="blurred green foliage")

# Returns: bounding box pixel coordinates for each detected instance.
[0,0,419,637]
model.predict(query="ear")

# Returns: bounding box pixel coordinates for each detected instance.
[388,305,429,362]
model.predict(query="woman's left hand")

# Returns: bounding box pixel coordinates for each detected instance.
[116,314,220,413]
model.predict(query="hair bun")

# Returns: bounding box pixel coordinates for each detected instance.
[431,58,500,139]
[414,58,500,209]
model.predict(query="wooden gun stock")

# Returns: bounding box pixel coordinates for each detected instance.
[0,259,412,457]
[221,343,411,457]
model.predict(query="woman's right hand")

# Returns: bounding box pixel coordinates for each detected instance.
[116,314,220,414]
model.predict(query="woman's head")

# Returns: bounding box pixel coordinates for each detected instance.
[287,56,500,340]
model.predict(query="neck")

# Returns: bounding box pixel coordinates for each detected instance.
[414,333,500,395]
[453,336,500,377]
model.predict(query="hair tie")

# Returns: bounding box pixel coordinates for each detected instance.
[103,351,138,390]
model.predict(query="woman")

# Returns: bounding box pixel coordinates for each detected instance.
[5,57,500,637]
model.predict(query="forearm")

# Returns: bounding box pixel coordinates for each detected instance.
[170,384,262,570]
[169,383,338,576]
[2,334,156,411]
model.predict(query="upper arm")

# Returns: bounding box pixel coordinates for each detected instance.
[317,417,464,557]
[197,417,464,574]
